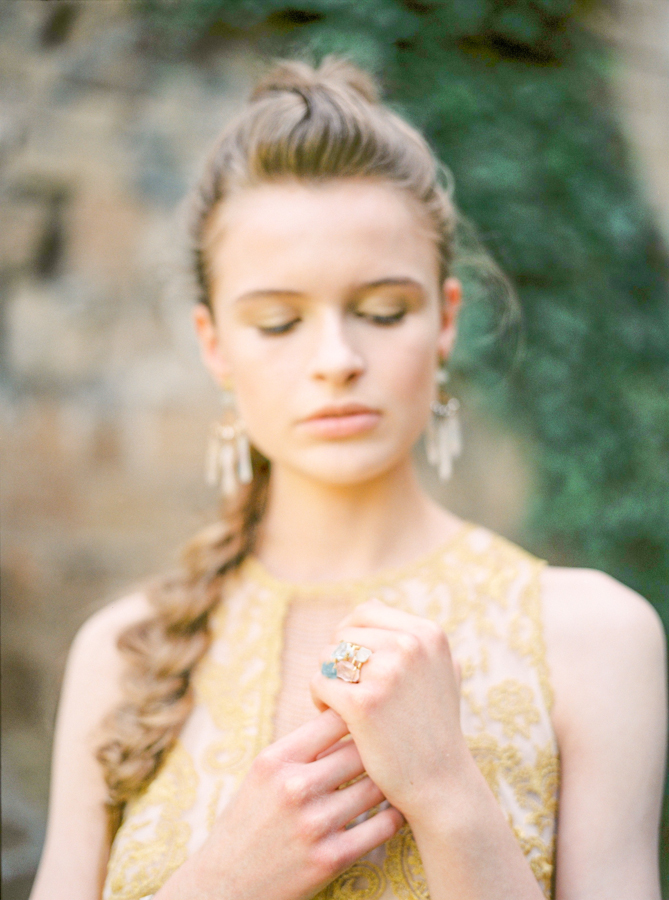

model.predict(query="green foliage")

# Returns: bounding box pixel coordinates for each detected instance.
[137,0,669,610]
[137,0,669,886]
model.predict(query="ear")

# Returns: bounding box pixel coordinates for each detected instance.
[192,303,231,386]
[437,276,461,361]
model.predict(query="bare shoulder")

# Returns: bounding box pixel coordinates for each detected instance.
[68,591,153,716]
[540,566,665,662]
[30,591,154,900]
[540,565,667,737]
[539,573,666,897]
[59,590,153,743]
[73,590,152,660]
[76,589,153,644]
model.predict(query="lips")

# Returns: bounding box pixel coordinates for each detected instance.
[303,403,379,421]
[298,403,381,438]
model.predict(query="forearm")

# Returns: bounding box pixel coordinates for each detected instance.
[151,847,270,900]
[407,754,545,900]
[151,851,212,900]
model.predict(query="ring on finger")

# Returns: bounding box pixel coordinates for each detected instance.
[321,641,372,683]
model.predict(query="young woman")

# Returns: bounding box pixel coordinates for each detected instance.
[30,56,666,900]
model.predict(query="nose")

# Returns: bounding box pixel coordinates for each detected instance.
[308,309,364,387]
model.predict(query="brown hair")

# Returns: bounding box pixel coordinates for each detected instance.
[96,55,459,837]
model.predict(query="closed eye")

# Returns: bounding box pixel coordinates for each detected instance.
[258,319,300,335]
[357,309,406,326]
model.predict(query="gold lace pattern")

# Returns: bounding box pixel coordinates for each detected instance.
[103,525,559,900]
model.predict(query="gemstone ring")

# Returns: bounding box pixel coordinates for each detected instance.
[321,641,372,683]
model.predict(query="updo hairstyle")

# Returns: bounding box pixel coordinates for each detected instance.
[96,55,459,837]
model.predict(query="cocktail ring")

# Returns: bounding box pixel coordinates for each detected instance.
[321,641,372,683]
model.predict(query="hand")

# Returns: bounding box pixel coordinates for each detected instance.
[311,599,468,826]
[157,709,404,900]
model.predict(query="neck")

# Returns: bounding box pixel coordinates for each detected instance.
[255,458,461,583]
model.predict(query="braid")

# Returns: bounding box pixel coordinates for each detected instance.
[97,451,269,837]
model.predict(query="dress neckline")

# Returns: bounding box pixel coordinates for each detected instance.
[242,520,473,597]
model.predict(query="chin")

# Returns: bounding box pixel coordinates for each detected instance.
[289,444,412,486]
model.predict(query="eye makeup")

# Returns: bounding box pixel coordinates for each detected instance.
[231,276,429,334]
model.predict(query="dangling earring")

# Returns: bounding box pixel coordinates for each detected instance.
[425,367,462,481]
[205,382,253,497]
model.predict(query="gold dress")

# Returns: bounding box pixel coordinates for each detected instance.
[103,524,559,900]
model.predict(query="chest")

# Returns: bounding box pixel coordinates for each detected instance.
[103,535,560,899]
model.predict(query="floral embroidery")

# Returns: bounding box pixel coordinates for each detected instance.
[383,825,429,900]
[103,742,198,900]
[103,525,559,900]
[320,861,388,899]
[488,679,541,739]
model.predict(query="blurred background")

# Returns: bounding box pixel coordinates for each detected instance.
[1,1,668,897]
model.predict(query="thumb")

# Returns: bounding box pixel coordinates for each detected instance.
[453,659,462,693]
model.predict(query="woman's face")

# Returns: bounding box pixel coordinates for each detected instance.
[194,178,459,486]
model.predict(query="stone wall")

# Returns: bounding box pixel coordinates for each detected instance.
[0,6,529,894]
[1,5,257,894]
[1,2,667,898]
[589,0,669,243]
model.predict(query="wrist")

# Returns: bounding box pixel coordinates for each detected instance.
[152,847,220,900]
[403,741,487,838]
[401,749,546,900]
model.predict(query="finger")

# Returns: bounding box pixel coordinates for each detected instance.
[337,605,453,668]
[315,735,354,761]
[335,805,405,860]
[453,658,462,692]
[311,674,338,719]
[311,736,365,792]
[311,667,366,722]
[337,600,431,634]
[321,628,393,663]
[275,708,349,763]
[328,776,386,830]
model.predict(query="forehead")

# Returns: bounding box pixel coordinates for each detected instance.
[205,179,440,302]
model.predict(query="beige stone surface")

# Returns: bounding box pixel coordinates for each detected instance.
[587,0,669,240]
[0,6,254,889]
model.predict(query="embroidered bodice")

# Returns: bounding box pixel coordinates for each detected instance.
[103,524,559,899]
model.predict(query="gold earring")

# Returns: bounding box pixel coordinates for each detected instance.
[205,382,253,497]
[425,366,462,481]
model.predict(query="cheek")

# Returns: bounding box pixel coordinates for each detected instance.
[229,378,281,459]
[380,329,437,412]
[224,340,300,444]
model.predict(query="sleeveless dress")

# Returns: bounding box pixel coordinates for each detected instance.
[103,523,559,900]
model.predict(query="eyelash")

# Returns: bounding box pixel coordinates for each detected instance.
[258,309,406,336]
[362,310,406,325]
[258,321,300,335]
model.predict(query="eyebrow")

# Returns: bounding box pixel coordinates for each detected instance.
[357,278,426,295]
[234,289,303,304]
[234,278,426,305]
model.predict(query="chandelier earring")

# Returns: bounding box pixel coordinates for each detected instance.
[425,366,462,481]
[205,380,253,497]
